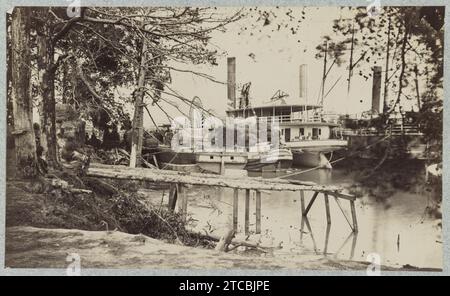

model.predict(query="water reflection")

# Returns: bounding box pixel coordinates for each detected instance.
[300,216,358,259]
[182,167,442,269]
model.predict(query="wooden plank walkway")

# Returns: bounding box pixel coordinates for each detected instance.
[87,163,358,234]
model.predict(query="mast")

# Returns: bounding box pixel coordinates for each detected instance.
[346,22,355,115]
[414,65,421,110]
[320,41,328,107]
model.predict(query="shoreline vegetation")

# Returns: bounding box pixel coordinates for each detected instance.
[339,158,442,222]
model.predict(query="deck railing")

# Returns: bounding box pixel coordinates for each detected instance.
[256,114,323,124]
[341,123,422,136]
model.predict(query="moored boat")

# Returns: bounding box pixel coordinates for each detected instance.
[196,152,247,174]
[226,104,348,169]
[246,143,293,171]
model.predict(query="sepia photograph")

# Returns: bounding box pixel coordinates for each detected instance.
[3,2,445,275]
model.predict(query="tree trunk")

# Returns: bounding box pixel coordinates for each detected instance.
[36,9,58,168]
[129,37,148,168]
[10,7,37,178]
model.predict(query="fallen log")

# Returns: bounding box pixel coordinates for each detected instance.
[67,188,93,194]
[214,228,235,252]
[189,231,277,251]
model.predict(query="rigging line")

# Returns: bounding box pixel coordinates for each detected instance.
[144,105,161,132]
[324,76,342,99]
[316,81,325,105]
[154,100,173,122]
[159,96,190,118]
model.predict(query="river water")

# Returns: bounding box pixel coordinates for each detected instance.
[152,167,442,270]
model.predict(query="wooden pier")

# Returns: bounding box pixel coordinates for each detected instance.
[87,163,358,234]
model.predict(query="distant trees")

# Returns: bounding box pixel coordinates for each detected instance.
[315,7,444,154]
[315,7,443,114]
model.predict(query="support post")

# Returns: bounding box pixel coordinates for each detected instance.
[333,196,354,230]
[350,200,358,233]
[255,190,261,234]
[168,183,178,211]
[233,188,239,232]
[300,190,306,215]
[178,185,188,221]
[303,191,319,216]
[244,189,250,235]
[324,193,331,225]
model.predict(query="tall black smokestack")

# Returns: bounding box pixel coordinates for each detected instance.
[227,57,236,109]
[371,66,382,113]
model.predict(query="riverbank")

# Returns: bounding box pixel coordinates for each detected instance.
[5,178,441,271]
[5,226,439,271]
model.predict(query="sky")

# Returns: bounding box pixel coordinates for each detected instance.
[123,7,423,128]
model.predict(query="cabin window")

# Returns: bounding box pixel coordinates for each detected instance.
[230,156,234,160]
[300,128,304,136]
[210,156,214,160]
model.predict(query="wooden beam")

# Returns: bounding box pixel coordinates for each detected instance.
[87,163,344,192]
[178,185,188,221]
[303,191,319,216]
[350,200,358,233]
[324,193,331,225]
[233,189,239,232]
[244,189,250,235]
[168,183,178,211]
[324,223,331,255]
[303,217,318,254]
[300,190,306,215]
[333,196,354,231]
[255,190,261,234]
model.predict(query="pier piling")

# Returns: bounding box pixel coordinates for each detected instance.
[324,193,331,225]
[233,189,239,232]
[244,189,250,235]
[255,190,261,234]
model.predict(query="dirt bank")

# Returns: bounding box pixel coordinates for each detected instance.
[5,179,440,272]
[6,226,436,271]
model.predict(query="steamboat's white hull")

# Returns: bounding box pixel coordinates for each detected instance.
[196,152,247,174]
[292,150,332,169]
[246,148,293,171]
[289,139,348,168]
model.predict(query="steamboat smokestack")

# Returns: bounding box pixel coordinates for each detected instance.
[227,57,236,109]
[371,66,382,114]
[299,64,308,104]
